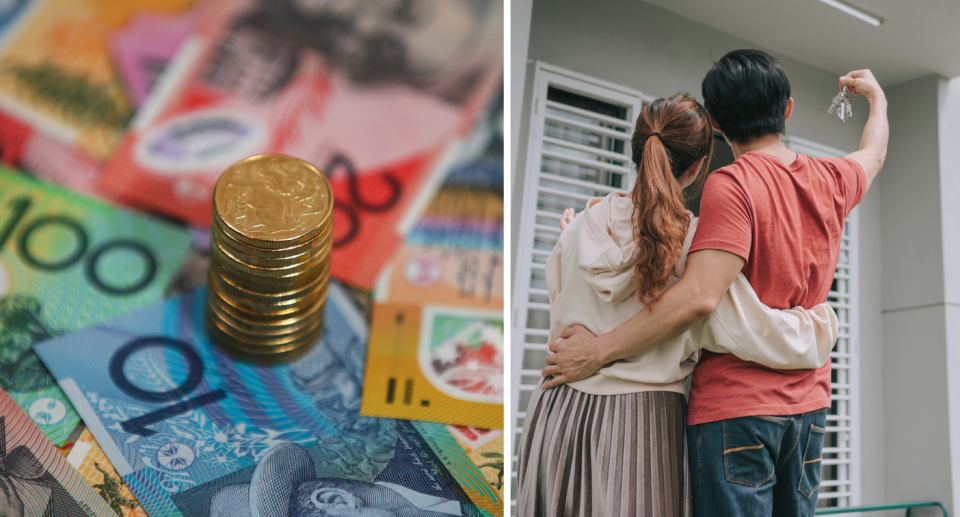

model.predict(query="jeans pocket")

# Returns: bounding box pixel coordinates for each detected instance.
[722,416,791,487]
[798,424,826,498]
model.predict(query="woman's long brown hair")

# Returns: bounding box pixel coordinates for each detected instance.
[630,93,714,303]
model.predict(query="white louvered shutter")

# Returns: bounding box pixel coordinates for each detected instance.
[510,63,647,512]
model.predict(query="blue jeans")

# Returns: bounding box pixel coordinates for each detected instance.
[688,408,828,517]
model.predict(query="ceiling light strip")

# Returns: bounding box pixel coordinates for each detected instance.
[819,0,883,27]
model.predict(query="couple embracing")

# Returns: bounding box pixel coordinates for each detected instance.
[517,49,888,517]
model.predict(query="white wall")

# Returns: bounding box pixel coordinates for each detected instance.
[511,0,892,509]
[877,75,952,516]
[510,0,534,186]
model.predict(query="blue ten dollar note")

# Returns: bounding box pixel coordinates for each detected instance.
[0,169,192,446]
[35,283,502,517]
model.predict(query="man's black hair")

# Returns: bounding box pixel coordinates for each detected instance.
[702,49,791,144]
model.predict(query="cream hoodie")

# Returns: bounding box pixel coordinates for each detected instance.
[546,193,838,396]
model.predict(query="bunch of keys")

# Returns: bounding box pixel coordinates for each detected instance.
[828,83,853,122]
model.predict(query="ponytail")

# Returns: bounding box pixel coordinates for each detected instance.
[629,94,713,303]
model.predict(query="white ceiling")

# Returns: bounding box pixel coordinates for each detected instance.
[643,0,960,86]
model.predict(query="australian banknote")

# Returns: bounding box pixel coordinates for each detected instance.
[0,387,116,516]
[374,154,504,310]
[447,425,503,500]
[374,92,504,309]
[0,168,192,447]
[97,0,503,289]
[0,0,194,159]
[362,104,504,430]
[0,0,197,203]
[67,428,147,517]
[35,282,503,517]
[361,304,504,430]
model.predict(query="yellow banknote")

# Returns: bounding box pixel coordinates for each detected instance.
[0,0,192,158]
[361,303,503,430]
[66,429,147,517]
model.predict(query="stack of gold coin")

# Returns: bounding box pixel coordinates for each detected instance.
[206,154,333,362]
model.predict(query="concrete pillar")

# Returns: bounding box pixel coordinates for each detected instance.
[880,74,952,515]
[940,76,960,515]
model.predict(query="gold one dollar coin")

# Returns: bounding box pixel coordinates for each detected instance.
[207,154,334,362]
[213,154,333,249]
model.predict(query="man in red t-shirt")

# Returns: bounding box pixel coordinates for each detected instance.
[542,49,888,516]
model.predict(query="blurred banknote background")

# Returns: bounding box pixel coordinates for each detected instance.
[0,0,504,515]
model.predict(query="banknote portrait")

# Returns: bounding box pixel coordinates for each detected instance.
[0,417,91,516]
[291,478,459,517]
[228,0,501,103]
[197,443,462,517]
[0,391,116,516]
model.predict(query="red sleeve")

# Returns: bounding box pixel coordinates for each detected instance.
[689,171,753,260]
[822,157,866,216]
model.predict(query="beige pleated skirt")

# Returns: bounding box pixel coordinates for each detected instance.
[516,382,691,517]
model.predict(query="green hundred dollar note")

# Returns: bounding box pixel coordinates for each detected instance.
[0,169,192,447]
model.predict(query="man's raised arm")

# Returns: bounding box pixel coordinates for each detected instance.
[541,249,745,388]
[841,69,887,189]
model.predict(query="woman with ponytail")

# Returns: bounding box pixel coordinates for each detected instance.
[515,94,839,516]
